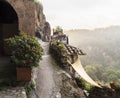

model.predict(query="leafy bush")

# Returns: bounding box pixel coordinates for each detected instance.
[4,33,43,67]
[54,26,63,32]
[50,41,67,65]
[25,80,36,98]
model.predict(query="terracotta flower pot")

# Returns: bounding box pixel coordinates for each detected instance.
[16,67,31,81]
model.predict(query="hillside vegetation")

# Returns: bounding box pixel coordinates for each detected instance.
[65,26,120,84]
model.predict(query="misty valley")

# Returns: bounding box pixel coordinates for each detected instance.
[65,26,120,84]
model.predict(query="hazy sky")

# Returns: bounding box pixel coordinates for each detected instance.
[40,0,120,30]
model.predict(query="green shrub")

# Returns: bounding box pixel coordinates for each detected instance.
[4,33,43,67]
[54,26,63,32]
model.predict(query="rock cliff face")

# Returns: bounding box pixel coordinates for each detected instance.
[59,72,86,98]
[35,2,45,30]
[7,0,51,40]
[88,86,120,98]
[35,2,51,41]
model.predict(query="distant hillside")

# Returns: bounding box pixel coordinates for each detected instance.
[65,26,120,83]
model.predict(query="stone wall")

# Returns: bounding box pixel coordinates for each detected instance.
[6,0,51,40]
[7,0,35,36]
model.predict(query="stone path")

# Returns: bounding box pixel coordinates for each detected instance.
[33,41,61,98]
[35,55,60,98]
[31,40,86,98]
[0,87,26,98]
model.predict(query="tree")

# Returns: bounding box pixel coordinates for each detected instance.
[54,26,63,33]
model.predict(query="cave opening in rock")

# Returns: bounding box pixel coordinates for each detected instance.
[0,0,19,54]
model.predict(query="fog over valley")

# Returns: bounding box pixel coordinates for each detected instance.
[65,26,120,83]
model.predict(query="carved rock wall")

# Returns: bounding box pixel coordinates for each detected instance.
[6,0,51,40]
[7,0,35,35]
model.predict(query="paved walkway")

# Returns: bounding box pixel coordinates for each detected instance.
[31,40,86,98]
[0,87,26,98]
[33,41,61,98]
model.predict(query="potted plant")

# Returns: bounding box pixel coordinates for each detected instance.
[53,26,63,35]
[4,33,43,81]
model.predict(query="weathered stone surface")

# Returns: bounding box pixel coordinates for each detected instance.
[42,22,51,41]
[1,0,51,41]
[35,2,46,30]
[7,0,35,35]
[59,72,86,98]
[35,3,51,41]
[88,87,120,98]
[0,87,26,98]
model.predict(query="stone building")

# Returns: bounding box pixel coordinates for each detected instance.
[0,0,51,54]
